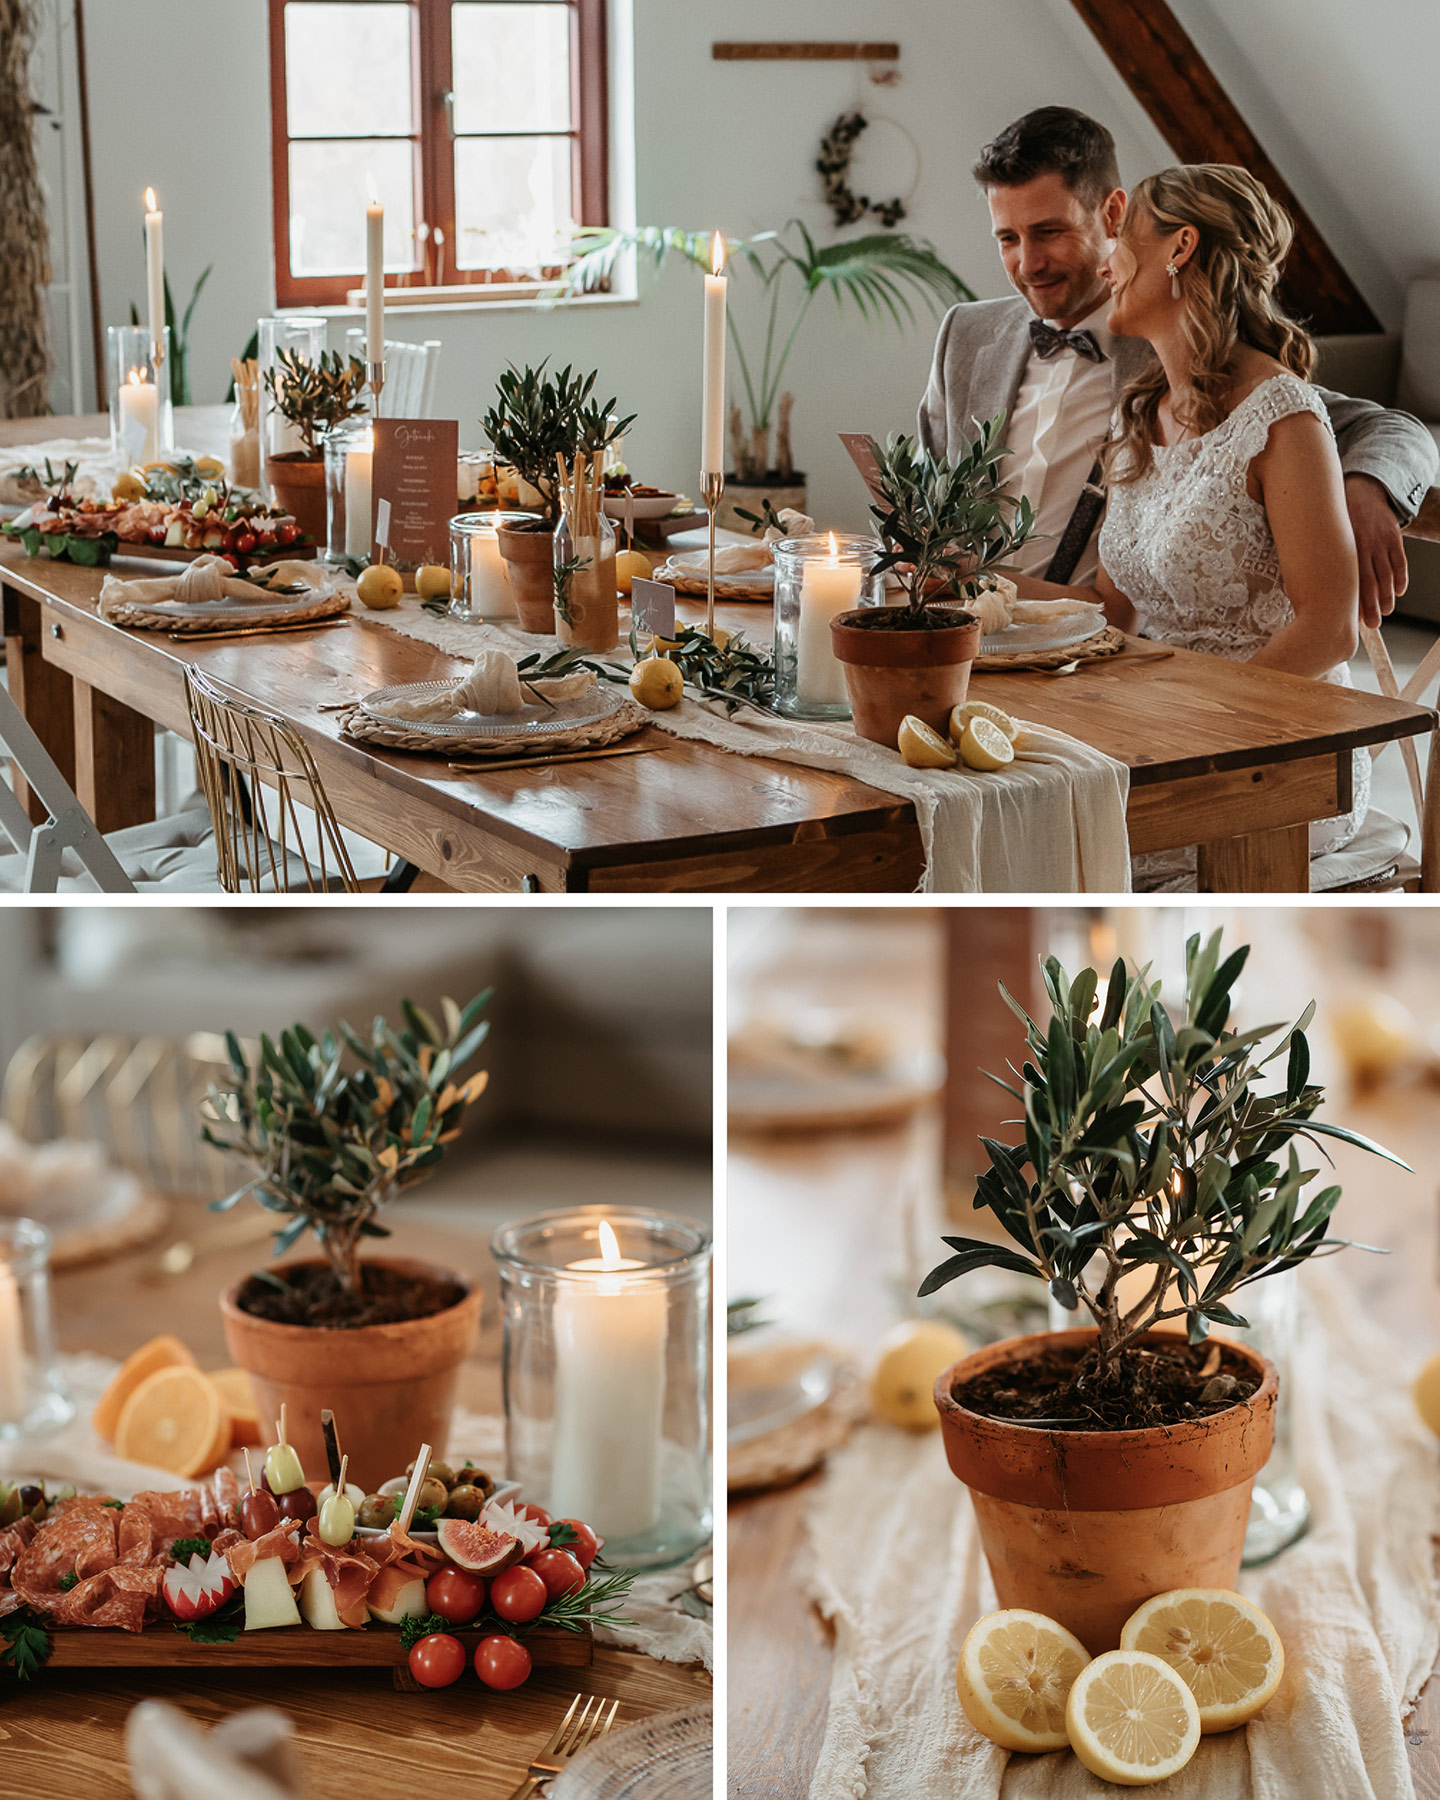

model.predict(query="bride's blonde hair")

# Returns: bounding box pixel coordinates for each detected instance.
[1106,164,1315,484]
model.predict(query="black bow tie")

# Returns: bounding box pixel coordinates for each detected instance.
[1028,320,1106,363]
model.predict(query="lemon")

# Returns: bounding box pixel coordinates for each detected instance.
[193,455,225,479]
[356,564,404,610]
[415,564,451,600]
[646,633,681,656]
[1120,1589,1284,1733]
[628,656,683,710]
[1330,995,1414,1084]
[959,717,1016,772]
[1065,1650,1201,1785]
[615,548,652,595]
[870,1318,971,1430]
[949,699,1019,745]
[112,470,147,503]
[956,1609,1091,1752]
[897,715,957,769]
[1416,1351,1440,1436]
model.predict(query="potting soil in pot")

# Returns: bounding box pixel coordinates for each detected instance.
[235,1263,465,1329]
[951,1337,1260,1432]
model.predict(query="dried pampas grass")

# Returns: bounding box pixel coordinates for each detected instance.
[0,0,51,418]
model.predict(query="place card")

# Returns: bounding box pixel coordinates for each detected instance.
[630,576,676,641]
[369,418,459,565]
[838,431,886,505]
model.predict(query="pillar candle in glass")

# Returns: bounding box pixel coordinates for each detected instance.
[0,1219,73,1440]
[492,1208,711,1568]
[345,428,374,559]
[772,532,881,719]
[107,325,172,464]
[449,510,523,619]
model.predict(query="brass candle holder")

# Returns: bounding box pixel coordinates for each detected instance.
[700,468,725,639]
[367,358,386,415]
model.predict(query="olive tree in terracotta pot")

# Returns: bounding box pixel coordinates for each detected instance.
[925,931,1403,1653]
[261,348,368,542]
[203,992,492,1491]
[481,362,633,634]
[831,417,1033,747]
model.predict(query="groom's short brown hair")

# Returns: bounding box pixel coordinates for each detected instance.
[973,108,1121,208]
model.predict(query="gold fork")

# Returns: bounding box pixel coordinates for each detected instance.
[504,1693,621,1799]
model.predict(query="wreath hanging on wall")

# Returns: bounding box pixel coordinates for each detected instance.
[816,111,910,230]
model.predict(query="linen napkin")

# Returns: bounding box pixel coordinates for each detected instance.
[375,648,597,721]
[98,554,336,616]
[804,1261,1438,1800]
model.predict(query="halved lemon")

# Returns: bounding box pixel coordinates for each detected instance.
[1065,1649,1201,1785]
[1120,1588,1284,1733]
[955,1609,1091,1752]
[958,717,1015,772]
[897,715,957,769]
[949,699,1019,745]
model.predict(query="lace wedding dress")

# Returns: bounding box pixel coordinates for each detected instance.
[1100,372,1367,890]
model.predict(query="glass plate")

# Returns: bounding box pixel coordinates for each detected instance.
[981,603,1105,656]
[359,679,626,738]
[728,1340,838,1446]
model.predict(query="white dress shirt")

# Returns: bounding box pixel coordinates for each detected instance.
[1005,302,1115,587]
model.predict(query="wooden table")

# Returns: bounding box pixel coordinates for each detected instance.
[726,909,1440,1798]
[2,1199,710,1799]
[3,409,1433,892]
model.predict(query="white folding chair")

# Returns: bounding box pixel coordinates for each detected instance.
[344,331,441,417]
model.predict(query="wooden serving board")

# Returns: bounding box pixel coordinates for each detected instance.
[109,539,320,569]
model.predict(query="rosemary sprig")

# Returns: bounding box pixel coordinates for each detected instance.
[527,1565,637,1636]
[552,553,590,627]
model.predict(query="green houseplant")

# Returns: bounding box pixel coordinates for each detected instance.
[481,361,633,631]
[260,348,368,539]
[206,992,492,1488]
[925,932,1403,1651]
[830,418,1034,746]
[564,222,971,514]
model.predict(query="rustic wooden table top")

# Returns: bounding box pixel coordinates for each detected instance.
[726,909,1440,1800]
[1,1197,710,1798]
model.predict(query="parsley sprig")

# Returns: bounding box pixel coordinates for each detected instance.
[169,1537,213,1566]
[1,1610,52,1681]
[400,1611,450,1651]
[176,1593,244,1645]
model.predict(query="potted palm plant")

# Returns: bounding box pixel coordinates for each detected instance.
[925,932,1403,1652]
[563,221,972,522]
[205,991,491,1489]
[830,419,1033,746]
[481,362,633,633]
[261,348,368,540]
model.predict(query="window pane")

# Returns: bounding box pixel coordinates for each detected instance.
[285,2,414,137]
[289,140,417,276]
[454,135,572,270]
[451,3,571,134]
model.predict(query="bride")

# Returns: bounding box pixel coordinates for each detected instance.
[1016,162,1365,888]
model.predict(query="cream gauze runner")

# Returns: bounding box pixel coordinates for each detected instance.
[372,609,1132,894]
[804,1262,1439,1800]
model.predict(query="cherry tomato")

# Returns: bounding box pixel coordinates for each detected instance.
[426,1566,487,1625]
[558,1520,600,1570]
[234,530,257,556]
[526,1548,585,1602]
[409,1632,466,1688]
[221,553,240,570]
[489,1565,547,1624]
[475,1634,532,1690]
[517,1503,552,1527]
[276,521,300,545]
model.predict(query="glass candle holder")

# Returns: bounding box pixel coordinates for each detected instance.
[108,325,173,465]
[450,511,521,620]
[0,1220,73,1441]
[323,419,374,564]
[492,1207,711,1569]
[258,315,329,502]
[772,533,883,719]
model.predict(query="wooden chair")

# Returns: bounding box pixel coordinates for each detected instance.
[184,667,360,893]
[343,331,441,417]
[1311,625,1440,892]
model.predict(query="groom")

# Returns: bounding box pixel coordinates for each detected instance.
[918,107,1436,626]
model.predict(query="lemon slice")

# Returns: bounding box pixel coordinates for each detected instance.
[1120,1589,1284,1733]
[949,699,1019,745]
[959,717,1015,772]
[955,1609,1091,1752]
[1065,1649,1201,1785]
[897,715,957,769]
[1415,1349,1440,1436]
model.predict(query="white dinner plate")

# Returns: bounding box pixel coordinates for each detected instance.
[123,589,326,622]
[602,491,681,521]
[359,680,627,739]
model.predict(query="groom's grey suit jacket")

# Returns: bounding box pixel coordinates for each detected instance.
[918,295,1437,526]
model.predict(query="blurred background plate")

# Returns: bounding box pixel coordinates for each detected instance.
[550,1704,711,1800]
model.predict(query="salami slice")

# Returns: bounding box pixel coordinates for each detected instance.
[0,1518,37,1575]
[14,1511,119,1607]
[116,1508,156,1566]
[128,1488,212,1551]
[58,1564,164,1632]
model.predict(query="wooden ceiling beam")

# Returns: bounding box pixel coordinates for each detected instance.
[1067,0,1380,334]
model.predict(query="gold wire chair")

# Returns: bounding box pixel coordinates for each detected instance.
[184,667,359,893]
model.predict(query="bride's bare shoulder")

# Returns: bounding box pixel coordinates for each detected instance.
[1224,352,1298,412]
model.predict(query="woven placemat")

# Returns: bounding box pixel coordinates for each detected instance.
[973,621,1126,672]
[339,695,648,757]
[103,589,350,634]
[728,1360,866,1493]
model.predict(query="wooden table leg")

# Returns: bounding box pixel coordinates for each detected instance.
[1197,822,1310,892]
[1,578,76,824]
[72,678,156,831]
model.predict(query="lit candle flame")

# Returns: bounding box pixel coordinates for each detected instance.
[598,1220,623,1269]
[826,530,839,563]
[144,187,157,212]
[126,366,147,387]
[710,231,725,277]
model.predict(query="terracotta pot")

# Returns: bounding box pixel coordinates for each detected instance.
[497,521,560,633]
[830,606,980,747]
[934,1328,1278,1653]
[263,454,326,543]
[220,1256,482,1493]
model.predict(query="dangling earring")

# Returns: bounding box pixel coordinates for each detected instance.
[1166,260,1181,299]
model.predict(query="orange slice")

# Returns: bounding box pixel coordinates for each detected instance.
[114,1365,229,1477]
[208,1366,263,1448]
[92,1334,197,1443]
